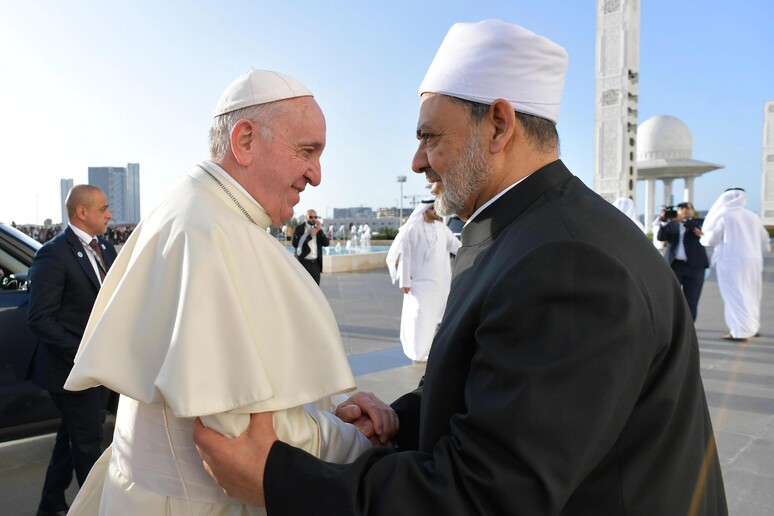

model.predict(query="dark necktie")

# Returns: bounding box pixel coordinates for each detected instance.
[88,238,106,280]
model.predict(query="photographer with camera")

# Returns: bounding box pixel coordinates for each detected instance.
[293,209,329,285]
[657,201,709,320]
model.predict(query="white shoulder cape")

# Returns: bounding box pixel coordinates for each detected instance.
[65,162,356,417]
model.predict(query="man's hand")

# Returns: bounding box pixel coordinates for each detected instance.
[193,412,277,507]
[335,391,399,444]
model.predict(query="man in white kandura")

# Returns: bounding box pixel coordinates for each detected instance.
[612,197,646,233]
[700,187,771,342]
[63,69,397,515]
[387,200,461,362]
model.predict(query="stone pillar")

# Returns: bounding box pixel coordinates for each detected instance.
[683,177,694,205]
[762,100,774,225]
[662,178,673,208]
[593,0,640,203]
[645,178,656,228]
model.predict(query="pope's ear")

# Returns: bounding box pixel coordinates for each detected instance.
[487,98,517,153]
[230,119,257,166]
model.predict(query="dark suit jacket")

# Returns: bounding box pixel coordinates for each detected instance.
[27,226,117,392]
[264,161,726,515]
[658,219,709,268]
[291,223,329,272]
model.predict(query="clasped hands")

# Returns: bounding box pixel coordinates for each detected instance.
[192,391,398,506]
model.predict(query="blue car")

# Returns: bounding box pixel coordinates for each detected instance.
[0,223,60,441]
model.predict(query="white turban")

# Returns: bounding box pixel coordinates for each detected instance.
[213,69,313,117]
[419,20,568,123]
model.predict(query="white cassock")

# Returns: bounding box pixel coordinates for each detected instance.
[387,208,461,361]
[64,161,371,515]
[700,189,771,339]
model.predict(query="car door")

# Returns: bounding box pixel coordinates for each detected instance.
[0,224,60,441]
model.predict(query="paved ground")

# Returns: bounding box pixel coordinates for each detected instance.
[2,248,772,515]
[323,249,774,515]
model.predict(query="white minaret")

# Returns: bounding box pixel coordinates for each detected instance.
[594,0,640,204]
[761,101,774,225]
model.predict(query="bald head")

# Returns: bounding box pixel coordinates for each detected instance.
[65,185,112,236]
[65,185,102,220]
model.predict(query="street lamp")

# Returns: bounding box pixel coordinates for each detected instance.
[397,175,406,223]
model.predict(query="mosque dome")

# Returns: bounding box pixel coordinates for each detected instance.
[637,115,692,161]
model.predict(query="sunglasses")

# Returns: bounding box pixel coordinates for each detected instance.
[308,215,319,219]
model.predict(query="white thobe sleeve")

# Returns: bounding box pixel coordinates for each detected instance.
[398,233,412,288]
[760,225,772,253]
[700,218,724,247]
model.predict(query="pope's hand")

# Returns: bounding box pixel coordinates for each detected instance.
[335,391,399,445]
[193,412,277,507]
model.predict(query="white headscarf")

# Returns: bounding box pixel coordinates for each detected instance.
[701,188,747,236]
[612,197,645,233]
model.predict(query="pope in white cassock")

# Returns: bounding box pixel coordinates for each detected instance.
[63,70,393,515]
[700,188,771,341]
[387,201,461,362]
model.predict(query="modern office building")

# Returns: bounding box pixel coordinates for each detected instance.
[88,163,141,223]
[59,178,73,224]
[125,163,141,223]
[333,207,375,219]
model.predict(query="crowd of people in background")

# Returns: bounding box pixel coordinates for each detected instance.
[10,222,136,246]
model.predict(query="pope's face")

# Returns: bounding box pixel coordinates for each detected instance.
[244,97,326,226]
[411,94,491,219]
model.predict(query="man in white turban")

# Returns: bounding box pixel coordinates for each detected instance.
[700,188,771,341]
[194,21,727,514]
[386,200,461,362]
[63,69,397,515]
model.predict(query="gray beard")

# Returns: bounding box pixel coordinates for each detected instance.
[434,132,491,217]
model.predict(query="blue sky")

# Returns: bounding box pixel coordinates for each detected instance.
[1,1,772,225]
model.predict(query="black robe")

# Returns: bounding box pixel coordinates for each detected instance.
[265,160,727,515]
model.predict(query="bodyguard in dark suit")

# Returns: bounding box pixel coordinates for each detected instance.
[193,20,727,515]
[657,201,710,320]
[291,209,329,285]
[28,185,116,516]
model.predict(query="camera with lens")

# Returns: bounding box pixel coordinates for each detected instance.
[661,205,677,221]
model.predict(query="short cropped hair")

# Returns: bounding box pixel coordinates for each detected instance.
[447,96,559,153]
[208,101,286,161]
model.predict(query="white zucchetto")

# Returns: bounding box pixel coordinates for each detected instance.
[419,20,568,123]
[213,69,313,117]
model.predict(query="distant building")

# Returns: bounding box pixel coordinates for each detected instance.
[636,115,722,225]
[125,163,141,223]
[376,207,400,218]
[60,178,73,224]
[88,163,141,223]
[333,207,375,219]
